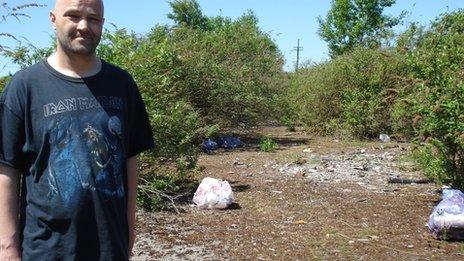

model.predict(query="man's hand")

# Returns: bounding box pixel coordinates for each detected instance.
[0,234,21,261]
[0,164,21,260]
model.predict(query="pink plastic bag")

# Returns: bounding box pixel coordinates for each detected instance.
[193,177,234,209]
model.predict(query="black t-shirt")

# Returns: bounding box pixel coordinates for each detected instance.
[0,60,154,260]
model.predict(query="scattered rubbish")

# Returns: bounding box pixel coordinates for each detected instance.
[387,177,431,184]
[233,158,245,166]
[428,188,464,240]
[193,177,234,209]
[201,136,243,152]
[217,136,243,149]
[229,224,238,229]
[354,165,369,171]
[379,134,391,142]
[202,138,218,152]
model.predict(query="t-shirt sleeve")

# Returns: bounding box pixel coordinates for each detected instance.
[126,79,154,158]
[0,80,26,170]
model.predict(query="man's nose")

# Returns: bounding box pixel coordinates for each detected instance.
[76,19,89,32]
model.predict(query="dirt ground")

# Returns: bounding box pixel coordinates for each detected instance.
[132,127,464,260]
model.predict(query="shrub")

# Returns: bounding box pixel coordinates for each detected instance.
[259,137,278,152]
[286,62,345,135]
[0,75,12,93]
[404,10,464,187]
[171,12,286,126]
[287,48,408,139]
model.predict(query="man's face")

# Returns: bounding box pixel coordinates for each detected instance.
[51,0,104,56]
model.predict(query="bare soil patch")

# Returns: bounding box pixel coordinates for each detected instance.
[132,127,464,260]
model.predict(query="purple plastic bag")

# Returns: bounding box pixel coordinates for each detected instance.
[428,188,464,240]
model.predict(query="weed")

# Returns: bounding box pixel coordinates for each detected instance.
[259,137,278,152]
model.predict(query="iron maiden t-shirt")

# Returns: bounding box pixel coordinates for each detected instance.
[0,59,154,260]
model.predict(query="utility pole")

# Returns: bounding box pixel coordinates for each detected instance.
[293,38,303,72]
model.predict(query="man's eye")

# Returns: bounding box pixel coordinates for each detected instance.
[67,14,80,19]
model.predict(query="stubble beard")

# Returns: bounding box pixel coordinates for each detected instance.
[57,31,101,57]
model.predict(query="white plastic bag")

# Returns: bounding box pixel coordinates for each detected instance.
[428,188,464,240]
[379,133,391,142]
[193,177,234,209]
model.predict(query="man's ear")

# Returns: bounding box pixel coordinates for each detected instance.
[50,10,56,30]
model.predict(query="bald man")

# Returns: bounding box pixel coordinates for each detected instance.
[0,0,154,260]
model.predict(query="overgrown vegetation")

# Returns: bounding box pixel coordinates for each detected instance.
[403,11,464,187]
[287,48,407,138]
[290,8,464,188]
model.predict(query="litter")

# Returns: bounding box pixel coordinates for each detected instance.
[193,177,234,209]
[379,134,391,142]
[201,136,243,152]
[217,136,243,149]
[202,138,218,152]
[428,188,464,240]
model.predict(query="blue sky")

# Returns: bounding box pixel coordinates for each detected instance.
[1,0,464,75]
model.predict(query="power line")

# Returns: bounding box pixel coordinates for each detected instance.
[293,38,303,72]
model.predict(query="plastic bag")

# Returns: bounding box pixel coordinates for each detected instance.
[379,133,391,142]
[193,177,234,209]
[217,136,243,149]
[428,188,464,240]
[202,138,218,152]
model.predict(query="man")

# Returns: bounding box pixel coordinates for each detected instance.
[0,0,154,259]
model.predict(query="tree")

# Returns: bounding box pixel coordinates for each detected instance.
[318,0,403,57]
[167,0,209,31]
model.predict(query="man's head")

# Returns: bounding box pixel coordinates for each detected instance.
[50,0,105,57]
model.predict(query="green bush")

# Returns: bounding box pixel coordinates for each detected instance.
[286,62,345,135]
[0,75,11,93]
[413,143,462,186]
[403,10,464,187]
[171,12,286,126]
[259,137,278,152]
[287,48,408,139]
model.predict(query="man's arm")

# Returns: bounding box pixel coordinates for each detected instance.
[0,164,21,260]
[126,156,138,255]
